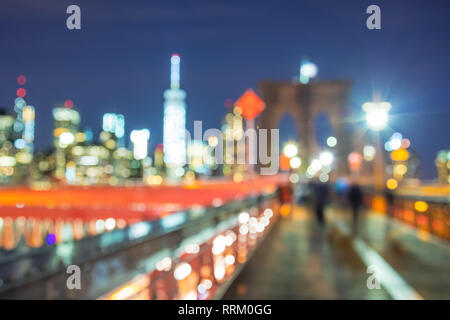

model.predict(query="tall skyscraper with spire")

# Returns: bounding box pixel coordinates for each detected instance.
[163,54,187,179]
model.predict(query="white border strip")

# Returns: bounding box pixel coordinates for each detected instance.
[335,221,423,300]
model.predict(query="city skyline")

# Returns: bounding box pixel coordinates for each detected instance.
[1,0,449,179]
[0,0,449,304]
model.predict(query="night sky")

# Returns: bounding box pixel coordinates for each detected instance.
[1,0,449,179]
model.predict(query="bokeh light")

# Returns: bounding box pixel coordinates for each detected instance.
[46,234,56,245]
[64,99,74,108]
[414,201,428,212]
[326,136,337,147]
[16,88,26,98]
[386,178,398,190]
[17,75,27,85]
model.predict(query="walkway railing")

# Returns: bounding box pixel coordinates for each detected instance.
[0,191,280,299]
[367,192,449,241]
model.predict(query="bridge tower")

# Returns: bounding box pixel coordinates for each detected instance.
[258,80,353,176]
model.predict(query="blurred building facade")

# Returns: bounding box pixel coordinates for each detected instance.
[221,107,246,182]
[163,54,187,180]
[435,150,450,184]
[0,109,15,183]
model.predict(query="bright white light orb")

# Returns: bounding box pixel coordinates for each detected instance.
[105,218,116,231]
[60,132,74,145]
[130,129,150,160]
[300,62,318,78]
[319,151,334,166]
[366,108,388,131]
[326,136,337,147]
[289,157,301,169]
[174,262,191,280]
[95,219,105,233]
[263,208,273,218]
[389,133,402,150]
[283,143,298,158]
[238,212,250,224]
[311,159,322,171]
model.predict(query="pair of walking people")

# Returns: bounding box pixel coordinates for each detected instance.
[309,180,364,231]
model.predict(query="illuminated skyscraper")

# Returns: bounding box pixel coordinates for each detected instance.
[130,129,150,160]
[154,144,164,171]
[187,140,214,175]
[0,110,14,145]
[52,106,80,180]
[102,113,125,147]
[0,109,15,183]
[221,107,246,181]
[22,105,35,154]
[12,92,35,181]
[13,98,26,138]
[435,150,450,184]
[163,54,187,179]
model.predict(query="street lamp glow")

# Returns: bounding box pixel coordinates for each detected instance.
[386,178,398,190]
[300,62,318,79]
[363,101,391,131]
[319,172,329,183]
[319,151,333,166]
[366,108,388,131]
[311,159,322,171]
[363,145,376,161]
[289,157,301,169]
[326,136,337,147]
[283,143,298,158]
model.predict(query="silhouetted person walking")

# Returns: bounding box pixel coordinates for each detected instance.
[384,188,395,217]
[310,180,329,225]
[348,183,363,231]
[383,187,395,236]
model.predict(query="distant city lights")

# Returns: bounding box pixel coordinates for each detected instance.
[64,99,74,108]
[16,88,26,98]
[130,129,150,160]
[17,75,27,85]
[103,113,125,139]
[60,132,75,146]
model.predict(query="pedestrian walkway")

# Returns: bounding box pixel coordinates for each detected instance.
[224,205,450,299]
[223,206,390,299]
